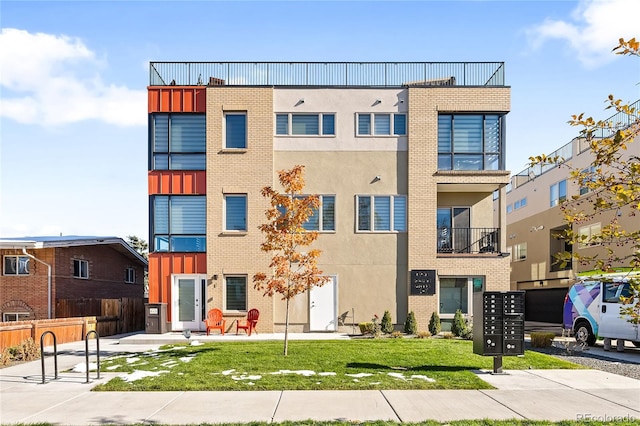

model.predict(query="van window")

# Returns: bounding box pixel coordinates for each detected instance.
[602,282,631,303]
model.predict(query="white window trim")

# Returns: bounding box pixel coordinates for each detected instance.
[2,312,30,322]
[294,194,336,233]
[578,222,601,249]
[223,275,248,313]
[223,112,248,150]
[73,259,89,279]
[223,194,248,233]
[512,243,527,261]
[355,195,407,233]
[125,267,136,284]
[275,113,336,137]
[356,113,407,136]
[550,179,567,207]
[437,276,482,319]
[3,255,30,276]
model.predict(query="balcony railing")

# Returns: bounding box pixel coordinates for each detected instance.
[437,227,501,254]
[149,62,505,87]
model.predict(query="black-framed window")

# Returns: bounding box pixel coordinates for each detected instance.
[276,113,335,136]
[225,276,247,311]
[225,113,247,148]
[3,256,30,276]
[151,195,206,252]
[438,114,503,170]
[73,259,89,279]
[150,113,205,170]
[356,195,406,232]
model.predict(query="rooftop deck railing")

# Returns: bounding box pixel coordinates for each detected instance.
[149,61,505,87]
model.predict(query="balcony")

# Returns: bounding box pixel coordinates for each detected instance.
[149,62,505,87]
[437,227,501,255]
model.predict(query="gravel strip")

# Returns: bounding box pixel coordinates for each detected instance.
[527,342,640,380]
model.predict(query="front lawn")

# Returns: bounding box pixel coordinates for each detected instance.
[94,338,581,392]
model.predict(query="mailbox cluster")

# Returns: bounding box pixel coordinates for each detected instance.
[473,291,525,356]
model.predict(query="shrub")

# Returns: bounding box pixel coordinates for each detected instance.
[428,311,441,335]
[404,311,417,335]
[460,320,474,340]
[380,310,394,334]
[390,331,403,338]
[451,309,468,337]
[442,332,455,339]
[415,330,431,339]
[531,332,556,348]
[358,322,373,335]
[0,338,40,366]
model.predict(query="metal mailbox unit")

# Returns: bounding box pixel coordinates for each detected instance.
[473,291,525,373]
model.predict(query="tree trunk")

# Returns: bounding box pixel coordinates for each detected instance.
[283,296,290,356]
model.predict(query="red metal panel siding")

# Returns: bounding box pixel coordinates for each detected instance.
[148,171,207,195]
[148,87,206,113]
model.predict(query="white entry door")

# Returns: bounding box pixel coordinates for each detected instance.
[310,276,337,331]
[172,274,207,331]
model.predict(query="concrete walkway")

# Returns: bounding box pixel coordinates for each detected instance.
[1,333,639,425]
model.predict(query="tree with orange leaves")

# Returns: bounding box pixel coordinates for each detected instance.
[253,165,330,355]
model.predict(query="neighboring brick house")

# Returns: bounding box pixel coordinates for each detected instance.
[0,236,148,321]
[147,62,512,333]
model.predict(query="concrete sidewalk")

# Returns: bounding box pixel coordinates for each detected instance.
[1,334,639,425]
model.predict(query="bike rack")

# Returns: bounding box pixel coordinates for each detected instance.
[40,331,59,384]
[84,330,100,383]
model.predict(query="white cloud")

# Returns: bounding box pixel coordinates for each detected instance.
[526,0,639,67]
[0,28,145,127]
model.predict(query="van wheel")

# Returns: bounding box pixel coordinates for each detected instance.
[574,321,596,346]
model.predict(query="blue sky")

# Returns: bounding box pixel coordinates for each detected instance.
[1,0,638,241]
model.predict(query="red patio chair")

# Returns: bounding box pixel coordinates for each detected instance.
[236,308,259,336]
[205,308,226,335]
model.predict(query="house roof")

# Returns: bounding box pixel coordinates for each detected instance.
[0,236,148,266]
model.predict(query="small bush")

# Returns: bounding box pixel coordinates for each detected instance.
[415,330,431,339]
[428,311,441,335]
[404,311,417,335]
[451,309,468,337]
[358,322,373,335]
[531,332,556,348]
[390,330,403,338]
[0,338,40,366]
[442,332,455,339]
[461,321,474,340]
[380,310,394,334]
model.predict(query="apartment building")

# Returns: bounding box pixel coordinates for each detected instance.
[501,100,640,323]
[147,62,512,334]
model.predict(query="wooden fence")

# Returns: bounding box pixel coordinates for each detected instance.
[55,297,145,337]
[0,317,96,351]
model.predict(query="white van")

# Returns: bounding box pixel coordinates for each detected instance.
[563,274,639,350]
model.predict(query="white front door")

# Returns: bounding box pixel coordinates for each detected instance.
[310,276,337,331]
[172,274,207,331]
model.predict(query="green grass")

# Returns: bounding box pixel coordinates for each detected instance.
[93,338,582,392]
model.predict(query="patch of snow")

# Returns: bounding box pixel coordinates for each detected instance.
[231,374,262,381]
[388,372,407,380]
[190,340,203,346]
[318,372,336,376]
[179,357,194,363]
[411,375,436,382]
[346,373,373,378]
[222,369,236,375]
[71,362,97,373]
[106,365,120,371]
[119,370,170,382]
[270,370,316,376]
[126,357,140,364]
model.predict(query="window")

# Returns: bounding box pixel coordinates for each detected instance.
[506,204,513,214]
[125,267,136,284]
[550,179,567,206]
[356,113,406,136]
[579,167,596,195]
[513,243,527,261]
[225,113,247,148]
[73,259,89,279]
[437,207,471,253]
[578,222,601,248]
[275,113,335,136]
[3,256,30,275]
[356,195,406,232]
[225,276,247,311]
[2,312,30,322]
[152,195,206,252]
[225,194,247,231]
[437,114,503,170]
[602,282,631,303]
[301,195,336,231]
[150,114,206,170]
[514,198,527,210]
[438,276,483,331]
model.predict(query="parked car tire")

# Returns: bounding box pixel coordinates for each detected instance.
[574,320,596,346]
[633,341,640,348]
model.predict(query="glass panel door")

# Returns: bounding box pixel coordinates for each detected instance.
[172,274,206,331]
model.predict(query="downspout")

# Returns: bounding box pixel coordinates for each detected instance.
[22,248,53,319]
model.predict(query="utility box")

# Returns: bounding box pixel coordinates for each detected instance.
[473,291,525,356]
[145,303,168,334]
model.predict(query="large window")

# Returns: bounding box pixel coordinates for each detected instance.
[276,113,335,136]
[225,276,247,311]
[550,179,567,207]
[357,195,406,232]
[225,113,247,148]
[357,113,406,135]
[512,243,527,261]
[3,256,30,276]
[73,259,89,279]
[438,114,503,170]
[152,195,206,252]
[225,194,247,231]
[579,167,596,195]
[150,114,205,170]
[578,222,601,249]
[437,207,471,253]
[438,277,483,331]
